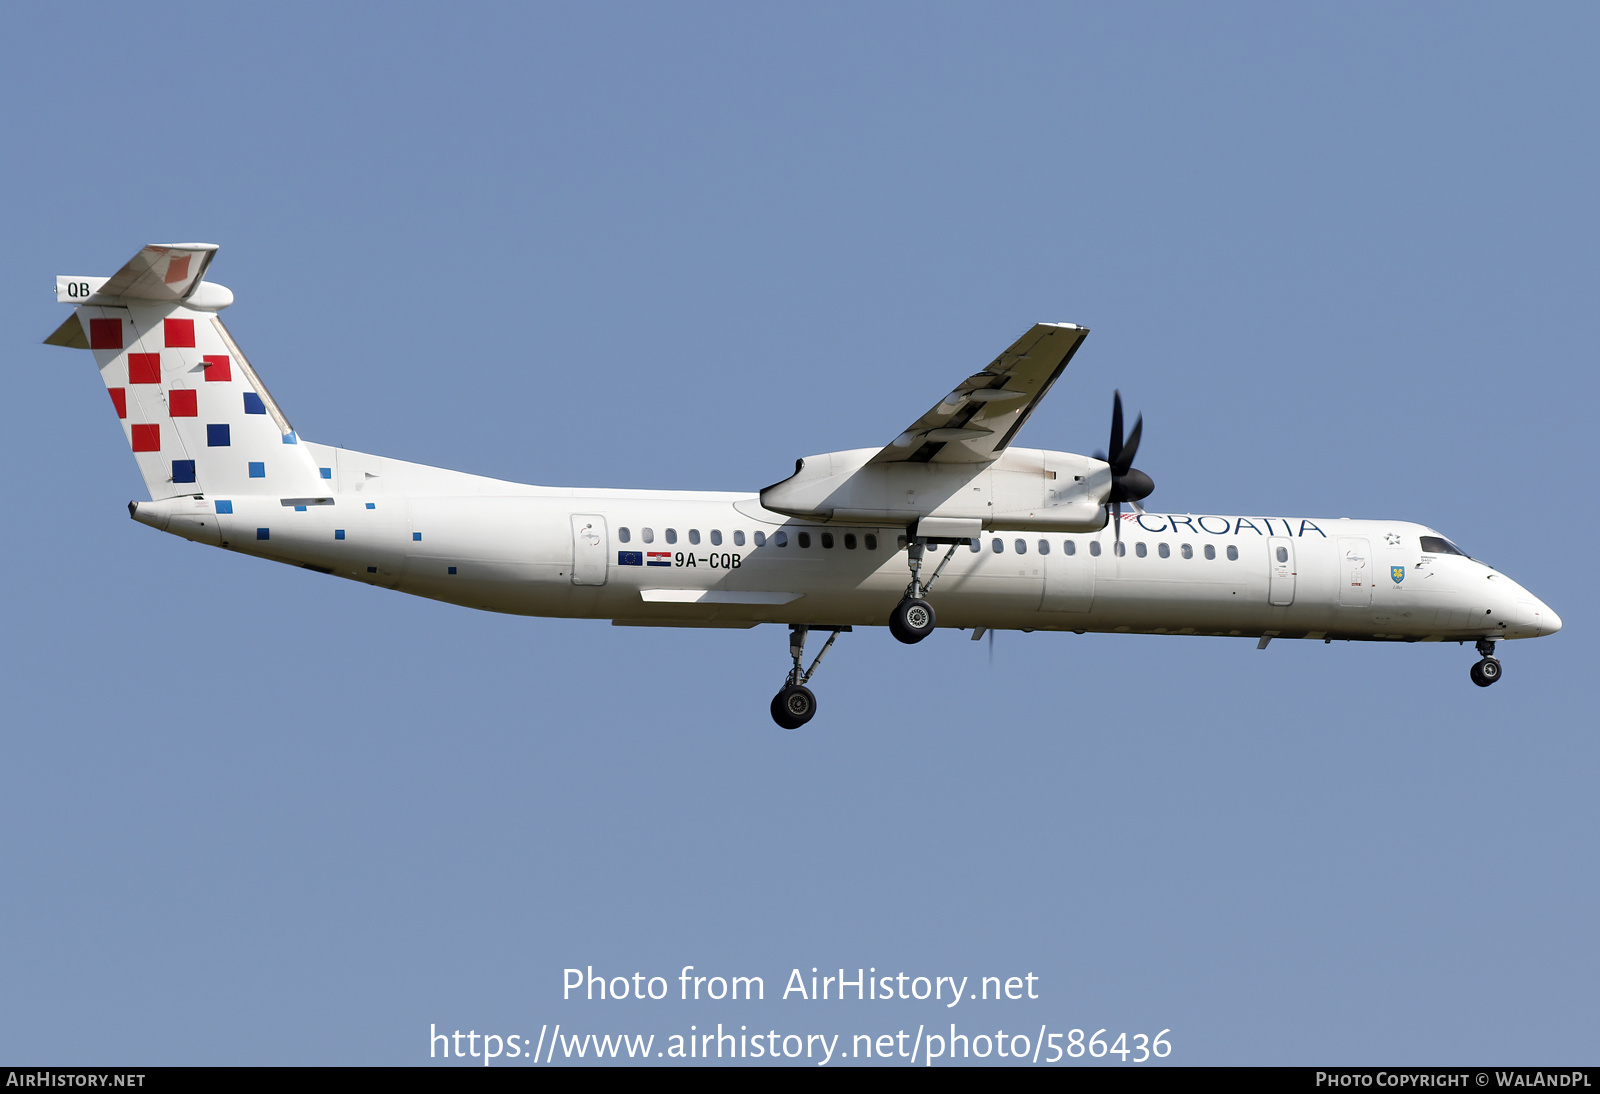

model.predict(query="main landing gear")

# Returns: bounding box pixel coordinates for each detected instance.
[1469,637,1502,688]
[770,624,850,729]
[889,538,964,645]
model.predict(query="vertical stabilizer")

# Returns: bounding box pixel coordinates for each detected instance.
[47,244,326,501]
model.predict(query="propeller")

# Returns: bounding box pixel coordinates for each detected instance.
[1092,390,1155,544]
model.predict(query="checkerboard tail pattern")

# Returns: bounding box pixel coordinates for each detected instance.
[51,245,328,502]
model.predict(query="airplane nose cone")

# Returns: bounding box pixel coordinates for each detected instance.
[1541,606,1562,636]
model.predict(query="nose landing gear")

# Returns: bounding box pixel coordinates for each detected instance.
[770,624,850,729]
[1470,637,1502,687]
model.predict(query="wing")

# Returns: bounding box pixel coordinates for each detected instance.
[867,322,1089,465]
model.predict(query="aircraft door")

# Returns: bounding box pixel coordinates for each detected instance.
[1268,536,1295,606]
[1040,539,1094,613]
[1338,537,1371,607]
[570,514,608,586]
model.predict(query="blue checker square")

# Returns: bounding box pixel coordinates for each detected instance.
[320,467,332,479]
[243,392,266,415]
[248,461,265,478]
[172,459,196,484]
[413,532,422,541]
[256,528,270,540]
[335,529,345,540]
[365,503,375,509]
[282,431,297,445]
[448,566,457,575]
[294,505,307,512]
[214,500,233,514]
[207,423,230,447]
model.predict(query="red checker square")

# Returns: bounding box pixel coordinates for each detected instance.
[164,254,191,284]
[131,424,160,452]
[108,388,127,419]
[163,318,196,348]
[128,353,161,384]
[168,389,197,417]
[89,318,123,350]
[203,355,231,382]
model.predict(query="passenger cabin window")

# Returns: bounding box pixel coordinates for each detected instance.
[1226,545,1239,561]
[1420,535,1469,557]
[618,527,631,543]
[1089,541,1101,557]
[1181,544,1193,559]
[753,531,766,547]
[1114,541,1126,557]
[1158,543,1170,558]
[843,533,857,549]
[1064,540,1076,556]
[798,532,811,548]
[821,532,834,548]
[1204,544,1216,560]
[688,529,700,545]
[1135,542,1147,558]
[865,534,878,550]
[734,531,745,546]
[969,540,981,553]
[665,528,677,544]
[711,530,722,546]
[1015,539,1027,554]
[773,531,787,547]
[641,527,655,544]
[1275,545,1288,563]
[1038,540,1050,555]
[992,538,1004,553]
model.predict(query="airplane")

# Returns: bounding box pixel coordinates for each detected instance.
[45,243,1562,729]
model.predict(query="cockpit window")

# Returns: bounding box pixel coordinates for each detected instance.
[1419,535,1469,557]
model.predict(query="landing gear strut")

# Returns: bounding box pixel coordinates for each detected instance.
[1470,637,1502,688]
[889,538,964,645]
[770,624,850,729]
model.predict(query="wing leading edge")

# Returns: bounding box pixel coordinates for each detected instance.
[867,322,1089,466]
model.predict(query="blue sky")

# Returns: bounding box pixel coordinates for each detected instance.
[2,2,1594,1066]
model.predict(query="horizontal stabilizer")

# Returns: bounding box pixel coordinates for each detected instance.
[57,243,218,304]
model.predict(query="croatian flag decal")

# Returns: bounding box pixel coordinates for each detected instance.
[647,551,672,567]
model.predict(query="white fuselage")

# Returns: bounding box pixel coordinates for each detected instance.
[129,447,1560,646]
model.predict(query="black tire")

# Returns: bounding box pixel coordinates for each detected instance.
[1471,657,1501,687]
[770,684,817,729]
[888,597,937,644]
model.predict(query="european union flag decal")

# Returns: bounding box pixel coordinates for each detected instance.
[1391,565,1405,584]
[618,551,643,566]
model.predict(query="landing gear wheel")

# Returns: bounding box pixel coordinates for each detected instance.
[889,597,937,644]
[770,684,817,729]
[1470,657,1502,687]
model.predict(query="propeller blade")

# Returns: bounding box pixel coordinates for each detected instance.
[1112,500,1122,544]
[1115,414,1143,474]
[988,627,994,668]
[1108,391,1124,467]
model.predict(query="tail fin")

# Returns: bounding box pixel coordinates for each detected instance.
[46,244,327,501]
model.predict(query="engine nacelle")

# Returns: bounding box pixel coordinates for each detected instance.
[759,446,1109,532]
